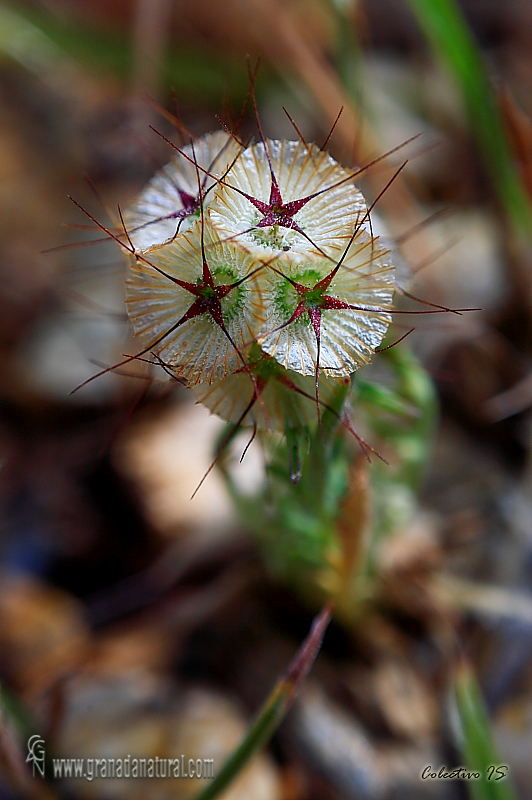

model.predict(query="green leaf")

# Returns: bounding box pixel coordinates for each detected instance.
[356,379,419,418]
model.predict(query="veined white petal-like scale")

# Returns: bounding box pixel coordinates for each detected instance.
[258,228,396,377]
[124,131,242,253]
[208,139,367,262]
[192,347,348,432]
[125,223,267,385]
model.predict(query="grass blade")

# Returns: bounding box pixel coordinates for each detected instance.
[406,0,532,235]
[193,602,333,800]
[454,660,518,800]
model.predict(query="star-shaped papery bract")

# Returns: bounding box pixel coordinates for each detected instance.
[254,226,395,424]
[149,115,424,263]
[258,227,396,377]
[124,131,242,253]
[208,138,368,261]
[125,222,268,385]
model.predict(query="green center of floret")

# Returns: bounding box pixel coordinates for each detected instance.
[211,266,246,323]
[247,343,286,380]
[275,269,323,325]
[305,286,327,308]
[250,222,294,250]
[198,283,217,300]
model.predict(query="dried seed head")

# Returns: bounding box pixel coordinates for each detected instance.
[120,130,398,461]
[124,131,242,253]
[208,139,367,260]
[125,222,266,385]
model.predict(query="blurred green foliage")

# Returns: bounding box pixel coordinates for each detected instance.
[1,3,249,102]
[407,0,532,235]
[219,343,437,611]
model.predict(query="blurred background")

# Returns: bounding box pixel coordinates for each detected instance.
[1,0,532,798]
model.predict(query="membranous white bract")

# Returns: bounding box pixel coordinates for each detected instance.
[124,131,242,253]
[208,139,367,262]
[125,223,266,385]
[258,228,395,376]
[192,346,347,432]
